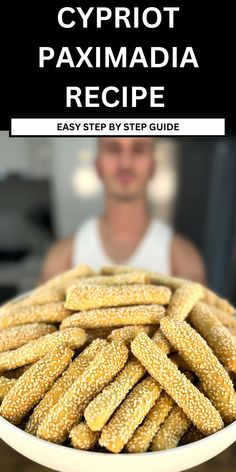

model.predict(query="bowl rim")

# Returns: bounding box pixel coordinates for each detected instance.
[0,416,235,458]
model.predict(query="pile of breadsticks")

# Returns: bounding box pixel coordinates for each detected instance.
[0,265,236,454]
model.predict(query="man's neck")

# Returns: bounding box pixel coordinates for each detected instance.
[100,196,151,235]
[98,195,152,262]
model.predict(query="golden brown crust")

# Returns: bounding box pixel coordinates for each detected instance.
[61,305,165,330]
[0,328,87,373]
[0,302,71,329]
[99,376,161,453]
[0,323,57,352]
[151,405,191,451]
[26,339,107,435]
[37,340,128,444]
[189,302,236,372]
[161,318,236,422]
[131,333,223,435]
[165,283,204,321]
[70,422,99,450]
[0,345,73,424]
[85,358,145,431]
[0,377,17,401]
[126,391,174,453]
[65,284,171,311]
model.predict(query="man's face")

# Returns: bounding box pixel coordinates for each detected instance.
[96,138,155,200]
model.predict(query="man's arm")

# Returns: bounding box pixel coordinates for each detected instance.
[38,236,74,285]
[171,234,206,284]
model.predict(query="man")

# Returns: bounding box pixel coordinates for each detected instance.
[40,137,206,283]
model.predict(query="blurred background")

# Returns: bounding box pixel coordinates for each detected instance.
[0,132,236,471]
[0,132,236,302]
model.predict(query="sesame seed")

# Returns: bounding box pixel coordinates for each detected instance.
[70,422,99,450]
[0,328,87,373]
[99,376,161,453]
[0,345,73,424]
[0,323,57,352]
[131,333,223,435]
[126,391,174,453]
[61,305,165,330]
[160,318,236,423]
[65,284,171,311]
[26,338,107,435]
[0,302,71,329]
[151,404,191,451]
[189,302,236,372]
[85,358,145,431]
[37,340,128,444]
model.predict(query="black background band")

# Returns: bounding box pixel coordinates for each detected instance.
[1,1,234,133]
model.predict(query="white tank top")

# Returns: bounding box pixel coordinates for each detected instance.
[72,218,173,273]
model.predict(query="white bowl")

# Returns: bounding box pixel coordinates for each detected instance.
[0,416,235,472]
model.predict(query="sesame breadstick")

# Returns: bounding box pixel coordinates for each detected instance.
[70,422,99,450]
[37,265,94,292]
[151,328,173,354]
[100,267,190,291]
[165,283,204,321]
[61,305,165,330]
[180,425,205,445]
[0,377,17,401]
[98,268,236,315]
[125,391,174,453]
[202,287,235,315]
[0,289,65,315]
[0,323,57,353]
[65,284,171,311]
[160,318,236,422]
[99,376,161,453]
[131,333,223,435]
[0,327,87,373]
[0,345,73,424]
[206,305,236,329]
[146,273,187,290]
[0,302,71,329]
[189,302,236,372]
[26,338,107,435]
[77,271,149,286]
[84,358,146,431]
[37,340,128,444]
[151,405,191,451]
[107,325,154,345]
